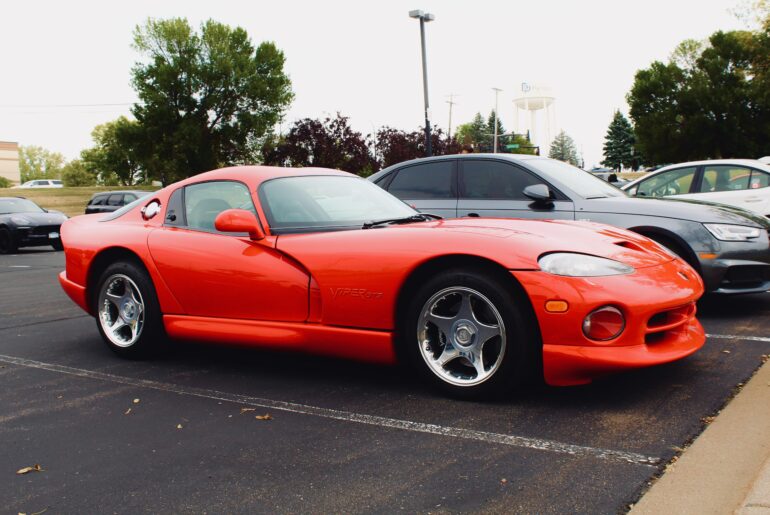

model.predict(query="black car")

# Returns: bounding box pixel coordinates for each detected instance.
[369,154,770,294]
[85,190,152,214]
[0,197,68,254]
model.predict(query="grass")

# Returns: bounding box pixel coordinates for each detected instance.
[0,186,157,217]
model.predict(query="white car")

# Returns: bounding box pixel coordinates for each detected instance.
[14,179,64,188]
[622,159,770,218]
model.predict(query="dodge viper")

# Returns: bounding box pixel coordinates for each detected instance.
[58,166,706,397]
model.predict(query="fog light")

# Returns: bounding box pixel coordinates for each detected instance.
[583,306,625,341]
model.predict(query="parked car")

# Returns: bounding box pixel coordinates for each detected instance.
[0,197,68,253]
[85,190,152,214]
[585,167,628,185]
[621,160,770,219]
[369,154,770,294]
[58,166,705,397]
[14,179,64,188]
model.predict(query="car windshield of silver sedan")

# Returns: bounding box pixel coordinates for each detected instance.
[260,176,419,231]
[0,198,45,214]
[533,159,627,199]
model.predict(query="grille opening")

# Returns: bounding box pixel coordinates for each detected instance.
[720,266,770,290]
[648,312,669,328]
[645,332,667,345]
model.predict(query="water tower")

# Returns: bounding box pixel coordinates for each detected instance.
[512,83,557,152]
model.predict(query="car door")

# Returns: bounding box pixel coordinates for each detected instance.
[683,164,770,216]
[457,158,574,219]
[383,160,458,217]
[147,180,309,322]
[627,167,698,197]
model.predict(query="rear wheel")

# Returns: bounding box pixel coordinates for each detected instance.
[94,261,166,358]
[0,228,17,254]
[400,269,538,399]
[51,240,64,251]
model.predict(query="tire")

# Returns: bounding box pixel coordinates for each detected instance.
[399,268,539,399]
[51,240,64,251]
[94,260,167,358]
[0,228,18,254]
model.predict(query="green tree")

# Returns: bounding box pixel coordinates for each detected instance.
[0,177,12,188]
[61,159,97,187]
[129,18,293,185]
[602,111,635,171]
[548,130,579,165]
[81,117,144,186]
[18,145,65,182]
[628,28,770,163]
[455,113,487,149]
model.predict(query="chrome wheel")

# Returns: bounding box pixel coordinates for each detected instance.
[98,274,145,348]
[417,286,506,387]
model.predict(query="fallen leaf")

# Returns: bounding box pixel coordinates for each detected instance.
[16,464,43,475]
[722,350,731,354]
[255,414,272,421]
[500,478,508,484]
[240,408,256,415]
[124,408,132,415]
[176,424,183,429]
[133,398,140,404]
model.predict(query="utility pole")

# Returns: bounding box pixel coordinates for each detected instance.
[409,10,435,157]
[446,93,458,140]
[492,87,502,153]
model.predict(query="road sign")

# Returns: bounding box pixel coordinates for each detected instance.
[506,144,520,149]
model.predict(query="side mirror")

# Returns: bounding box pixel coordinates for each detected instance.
[214,209,265,241]
[608,173,618,183]
[523,184,552,203]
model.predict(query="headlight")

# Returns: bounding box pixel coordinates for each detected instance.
[703,223,761,241]
[538,253,635,277]
[11,215,32,225]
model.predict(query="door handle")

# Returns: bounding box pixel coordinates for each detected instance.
[466,212,480,217]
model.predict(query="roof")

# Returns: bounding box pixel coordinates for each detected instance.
[369,153,552,181]
[173,165,356,189]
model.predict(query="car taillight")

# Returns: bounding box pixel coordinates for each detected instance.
[582,306,625,341]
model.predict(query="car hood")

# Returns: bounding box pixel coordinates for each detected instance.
[1,211,67,225]
[582,197,770,228]
[276,217,677,272]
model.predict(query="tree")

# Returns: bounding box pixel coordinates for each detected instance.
[548,130,579,165]
[0,177,12,188]
[18,146,65,182]
[455,111,537,155]
[262,114,374,175]
[628,28,770,164]
[129,18,293,184]
[81,117,144,186]
[454,113,487,149]
[602,111,635,171]
[373,126,458,169]
[61,159,97,187]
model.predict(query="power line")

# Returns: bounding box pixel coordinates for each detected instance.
[0,102,133,108]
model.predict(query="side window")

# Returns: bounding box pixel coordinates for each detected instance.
[165,187,186,226]
[750,170,770,189]
[107,194,123,206]
[387,161,455,199]
[90,195,106,206]
[700,165,753,193]
[460,160,542,200]
[184,181,256,233]
[123,194,137,204]
[637,167,697,197]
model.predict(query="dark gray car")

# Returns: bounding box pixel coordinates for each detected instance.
[368,154,770,294]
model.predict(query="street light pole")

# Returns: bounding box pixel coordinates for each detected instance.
[492,87,502,153]
[409,10,435,157]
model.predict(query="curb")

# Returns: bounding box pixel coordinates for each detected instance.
[631,358,770,515]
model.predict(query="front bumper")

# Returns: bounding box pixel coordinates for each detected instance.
[513,257,706,386]
[15,225,62,248]
[699,231,770,294]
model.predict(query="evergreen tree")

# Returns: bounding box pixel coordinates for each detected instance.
[486,110,505,151]
[602,110,635,171]
[455,112,487,149]
[548,130,579,165]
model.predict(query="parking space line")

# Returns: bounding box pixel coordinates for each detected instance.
[0,353,659,466]
[0,314,89,331]
[707,334,770,343]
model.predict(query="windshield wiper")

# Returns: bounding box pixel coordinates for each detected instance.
[362,213,442,229]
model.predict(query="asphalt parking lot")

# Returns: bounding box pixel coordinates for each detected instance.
[2,250,769,514]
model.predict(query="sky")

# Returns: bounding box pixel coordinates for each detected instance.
[0,0,747,168]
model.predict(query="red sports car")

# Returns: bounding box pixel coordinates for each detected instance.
[58,166,706,397]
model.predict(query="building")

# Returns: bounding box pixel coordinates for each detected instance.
[0,141,21,185]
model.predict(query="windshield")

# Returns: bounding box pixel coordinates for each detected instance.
[532,159,627,199]
[260,175,417,232]
[0,198,45,214]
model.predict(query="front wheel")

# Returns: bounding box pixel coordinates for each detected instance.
[94,261,166,358]
[400,269,539,399]
[0,228,18,254]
